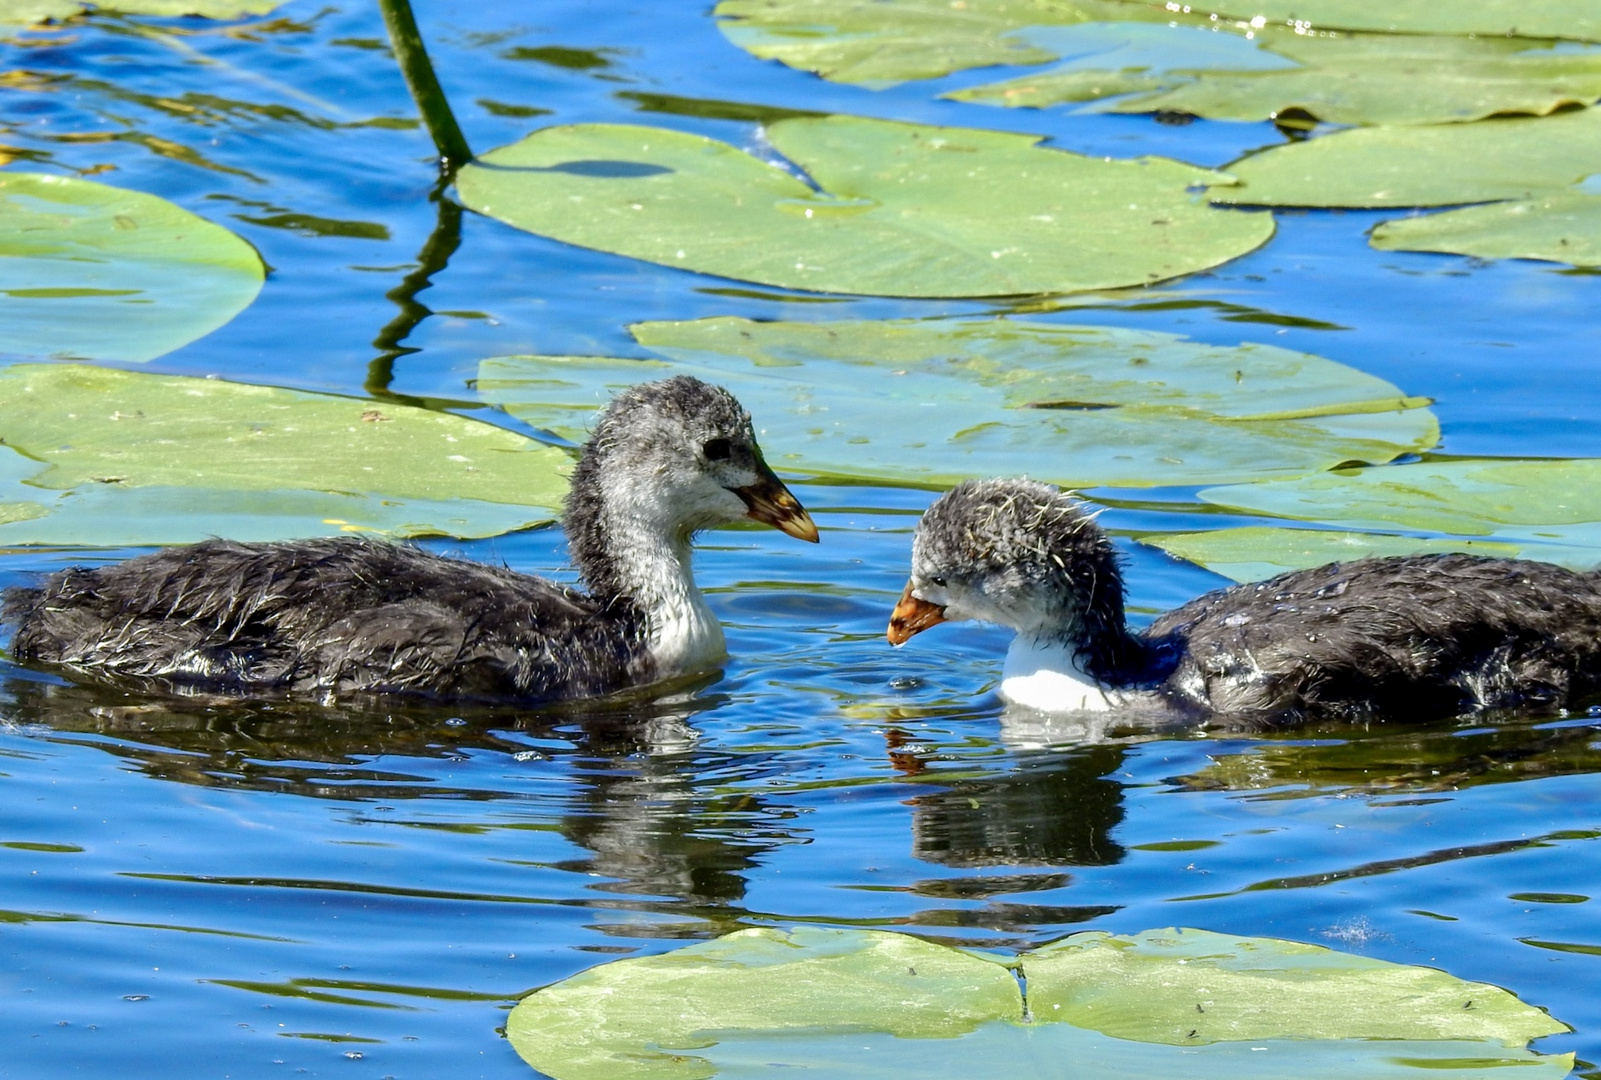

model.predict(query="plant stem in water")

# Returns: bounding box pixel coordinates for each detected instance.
[378,0,472,171]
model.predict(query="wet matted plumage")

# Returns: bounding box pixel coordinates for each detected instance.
[3,376,818,704]
[890,478,1601,725]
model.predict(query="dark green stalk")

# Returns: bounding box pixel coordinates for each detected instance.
[378,0,472,171]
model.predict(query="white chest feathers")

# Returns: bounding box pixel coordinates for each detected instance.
[1000,636,1123,713]
[646,584,726,678]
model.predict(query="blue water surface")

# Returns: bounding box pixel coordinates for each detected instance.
[2,1,1600,1078]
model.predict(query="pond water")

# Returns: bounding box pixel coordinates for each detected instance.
[3,1,1601,1077]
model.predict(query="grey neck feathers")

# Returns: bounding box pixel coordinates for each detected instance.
[563,439,691,611]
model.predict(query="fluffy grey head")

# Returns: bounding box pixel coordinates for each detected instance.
[908,478,1128,654]
[579,376,761,526]
[565,375,814,601]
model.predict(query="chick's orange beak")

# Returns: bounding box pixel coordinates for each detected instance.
[887,582,947,646]
[734,461,819,543]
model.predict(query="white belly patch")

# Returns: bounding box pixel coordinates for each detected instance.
[1000,637,1122,713]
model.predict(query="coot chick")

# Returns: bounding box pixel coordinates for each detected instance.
[888,478,1601,725]
[2,376,818,704]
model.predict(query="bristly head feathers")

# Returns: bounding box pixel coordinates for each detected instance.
[910,478,1137,679]
[563,376,765,602]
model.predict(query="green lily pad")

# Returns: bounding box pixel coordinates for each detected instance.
[0,0,78,25]
[1024,927,1565,1044]
[1138,526,1601,583]
[0,364,569,545]
[1,172,264,363]
[0,445,50,527]
[716,0,1601,118]
[955,30,1601,127]
[1371,190,1601,267]
[0,500,49,527]
[1193,458,1601,551]
[0,0,283,23]
[1117,0,1601,42]
[102,0,285,15]
[712,0,1148,86]
[508,926,1570,1080]
[1212,107,1601,208]
[454,117,1274,298]
[510,927,1019,1080]
[0,483,553,546]
[477,317,1436,490]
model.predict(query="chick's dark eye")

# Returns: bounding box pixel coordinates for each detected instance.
[702,437,732,462]
[929,575,947,588]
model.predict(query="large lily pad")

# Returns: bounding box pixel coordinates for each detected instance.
[954,30,1601,127]
[0,0,79,26]
[716,0,1601,118]
[712,0,1147,86]
[1138,525,1601,583]
[0,0,283,22]
[1023,927,1564,1044]
[1192,458,1601,554]
[0,480,553,547]
[104,0,286,14]
[454,117,1274,298]
[1212,107,1601,208]
[1371,191,1601,267]
[1,172,264,363]
[0,364,569,545]
[477,317,1436,490]
[1197,458,1601,536]
[1117,0,1601,42]
[508,926,1570,1080]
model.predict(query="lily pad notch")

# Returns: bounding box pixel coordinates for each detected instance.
[456,115,1275,297]
[506,926,1572,1080]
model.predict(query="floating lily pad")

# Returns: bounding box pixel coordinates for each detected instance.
[1117,0,1601,42]
[1193,459,1601,557]
[0,0,283,22]
[946,20,1285,105]
[713,0,1147,86]
[0,483,555,547]
[0,364,569,545]
[103,0,286,15]
[477,317,1436,490]
[956,30,1601,127]
[454,117,1274,298]
[1137,526,1601,583]
[0,501,49,527]
[1024,927,1563,1044]
[1,172,264,363]
[717,0,1601,117]
[508,926,1570,1080]
[1213,107,1601,207]
[0,0,79,26]
[1371,191,1601,267]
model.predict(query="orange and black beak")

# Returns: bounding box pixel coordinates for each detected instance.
[734,458,819,543]
[887,582,947,645]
